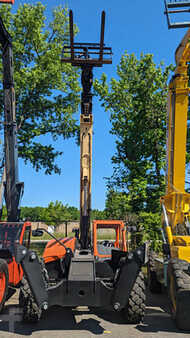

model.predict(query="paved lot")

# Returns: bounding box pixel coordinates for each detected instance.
[0,290,189,338]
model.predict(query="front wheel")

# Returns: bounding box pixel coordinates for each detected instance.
[147,250,162,294]
[122,270,146,324]
[20,277,42,322]
[0,259,8,312]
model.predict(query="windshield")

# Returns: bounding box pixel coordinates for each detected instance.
[0,223,23,252]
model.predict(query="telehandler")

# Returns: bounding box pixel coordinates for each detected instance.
[0,5,147,324]
[148,1,190,331]
[0,0,33,313]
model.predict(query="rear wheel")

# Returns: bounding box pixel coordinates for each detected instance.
[147,250,162,294]
[0,259,8,313]
[167,258,190,331]
[122,270,146,324]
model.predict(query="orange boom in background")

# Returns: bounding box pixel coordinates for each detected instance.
[0,0,14,4]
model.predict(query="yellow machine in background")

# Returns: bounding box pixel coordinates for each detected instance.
[148,28,190,331]
[162,29,190,259]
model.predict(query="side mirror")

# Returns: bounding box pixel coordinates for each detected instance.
[127,225,137,232]
[32,229,43,237]
[72,228,79,239]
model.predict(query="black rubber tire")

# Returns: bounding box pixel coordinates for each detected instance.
[20,277,42,322]
[20,258,48,322]
[122,270,146,324]
[18,289,25,307]
[147,250,162,294]
[0,259,8,313]
[167,258,190,331]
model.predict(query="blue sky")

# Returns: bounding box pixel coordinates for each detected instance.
[10,0,189,210]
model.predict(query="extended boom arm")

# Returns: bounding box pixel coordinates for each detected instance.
[162,29,190,247]
[0,17,23,221]
[62,10,112,249]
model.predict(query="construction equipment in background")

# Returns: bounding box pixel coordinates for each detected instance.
[164,0,190,28]
[0,0,14,3]
[0,10,147,323]
[147,19,190,330]
[0,0,35,313]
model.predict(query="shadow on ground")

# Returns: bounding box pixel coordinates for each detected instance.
[0,290,189,336]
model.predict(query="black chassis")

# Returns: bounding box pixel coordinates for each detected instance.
[15,243,148,312]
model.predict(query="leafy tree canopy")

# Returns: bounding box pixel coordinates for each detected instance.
[91,209,106,220]
[105,189,131,219]
[0,3,80,174]
[20,202,106,225]
[20,201,80,225]
[94,52,174,213]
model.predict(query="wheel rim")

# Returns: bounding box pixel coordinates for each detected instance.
[0,271,6,303]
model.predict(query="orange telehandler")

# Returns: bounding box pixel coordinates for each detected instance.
[0,4,147,324]
[0,0,33,312]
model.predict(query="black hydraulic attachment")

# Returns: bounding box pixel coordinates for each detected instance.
[0,17,23,221]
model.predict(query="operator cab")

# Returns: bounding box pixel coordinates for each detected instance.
[0,222,30,259]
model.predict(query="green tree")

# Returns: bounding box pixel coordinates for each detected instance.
[94,52,174,213]
[137,212,162,252]
[0,3,80,174]
[105,189,131,219]
[91,209,106,220]
[20,206,47,221]
[20,203,80,223]
[67,206,80,220]
[45,201,71,226]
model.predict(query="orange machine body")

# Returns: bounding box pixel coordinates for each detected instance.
[0,222,31,286]
[0,0,14,3]
[43,237,76,264]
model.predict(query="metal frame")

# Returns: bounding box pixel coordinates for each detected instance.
[164,0,190,28]
[33,243,147,309]
[61,10,112,66]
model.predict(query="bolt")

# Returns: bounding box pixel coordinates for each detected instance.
[42,302,48,310]
[114,302,120,311]
[22,249,26,255]
[128,253,133,260]
[30,252,36,261]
